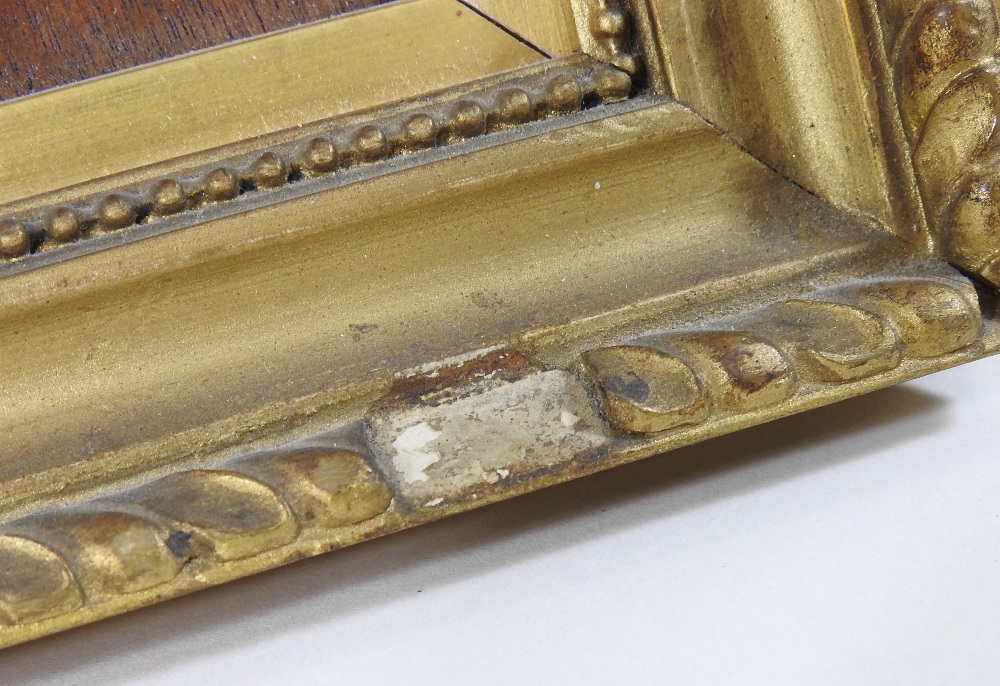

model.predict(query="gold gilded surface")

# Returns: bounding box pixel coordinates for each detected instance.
[0,57,632,268]
[0,0,544,208]
[0,446,396,646]
[582,346,711,433]
[0,537,82,626]
[0,260,987,648]
[2,0,1000,648]
[662,334,798,413]
[571,0,641,74]
[646,0,913,241]
[7,512,185,597]
[238,449,395,529]
[760,300,904,382]
[0,102,916,503]
[878,0,1000,285]
[125,471,300,562]
[469,0,582,55]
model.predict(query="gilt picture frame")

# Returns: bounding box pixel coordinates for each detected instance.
[0,0,996,647]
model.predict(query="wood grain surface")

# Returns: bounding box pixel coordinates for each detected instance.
[0,0,396,101]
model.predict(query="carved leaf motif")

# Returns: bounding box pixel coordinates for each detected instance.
[889,0,1000,284]
[914,68,1000,221]
[943,169,1000,273]
[899,0,997,138]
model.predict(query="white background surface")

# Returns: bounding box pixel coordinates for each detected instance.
[3,356,1000,685]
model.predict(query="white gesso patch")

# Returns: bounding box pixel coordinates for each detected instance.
[560,410,581,428]
[391,422,442,483]
[482,467,511,484]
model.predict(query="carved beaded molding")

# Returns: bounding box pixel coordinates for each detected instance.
[0,1,642,265]
[578,0,642,74]
[0,61,633,264]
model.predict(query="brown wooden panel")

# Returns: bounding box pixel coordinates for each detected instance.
[0,0,396,101]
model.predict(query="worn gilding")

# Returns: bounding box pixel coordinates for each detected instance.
[0,0,999,649]
[0,0,545,208]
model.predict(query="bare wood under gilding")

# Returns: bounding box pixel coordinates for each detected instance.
[0,0,999,648]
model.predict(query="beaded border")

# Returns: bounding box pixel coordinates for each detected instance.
[0,61,633,263]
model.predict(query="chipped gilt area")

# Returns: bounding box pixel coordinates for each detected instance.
[0,263,986,644]
[0,61,633,263]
